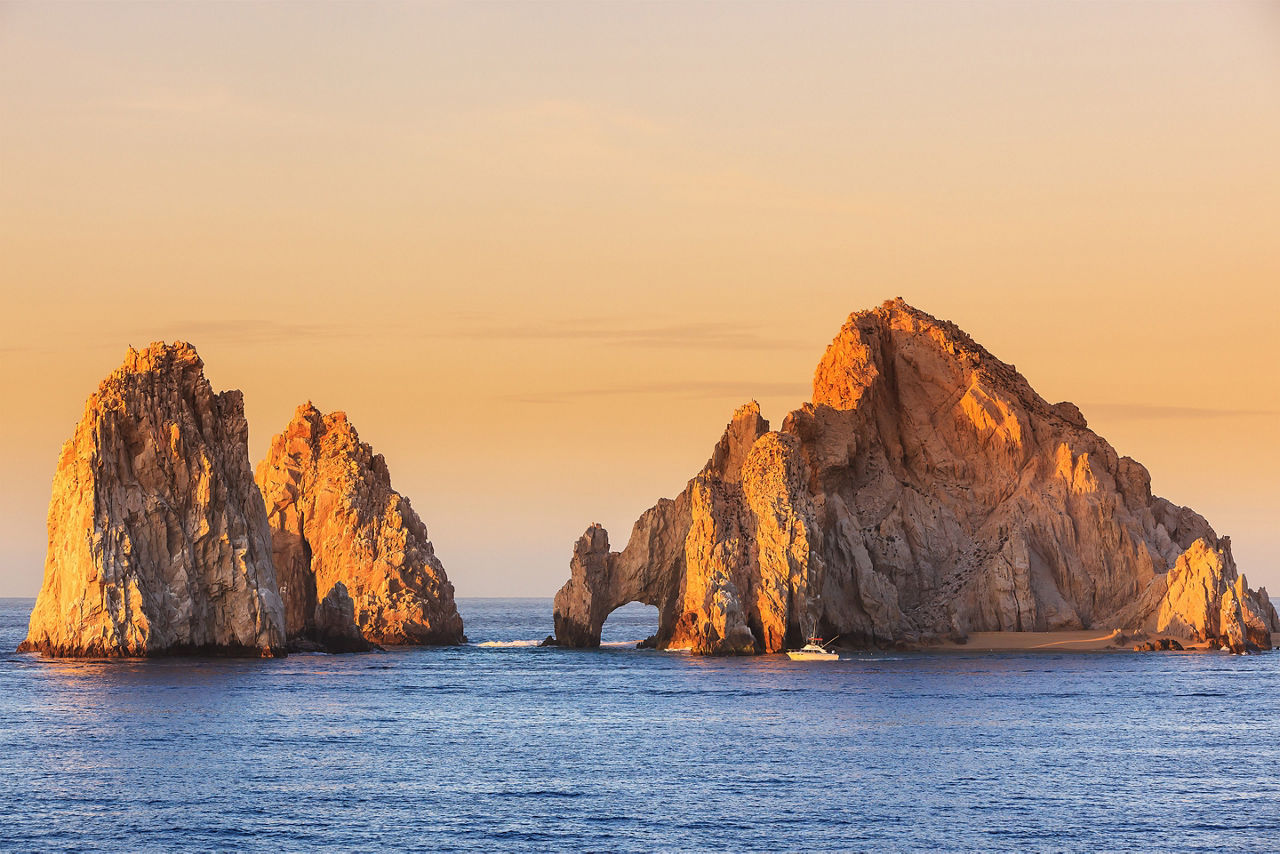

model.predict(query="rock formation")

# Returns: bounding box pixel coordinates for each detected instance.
[19,342,286,657]
[553,299,1278,654]
[255,403,464,646]
[311,582,372,653]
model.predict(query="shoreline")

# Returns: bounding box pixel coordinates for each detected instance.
[913,630,1280,654]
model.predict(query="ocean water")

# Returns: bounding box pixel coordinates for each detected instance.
[1,597,1278,852]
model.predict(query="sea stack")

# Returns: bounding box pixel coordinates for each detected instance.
[553,299,1278,654]
[255,404,464,646]
[19,343,286,657]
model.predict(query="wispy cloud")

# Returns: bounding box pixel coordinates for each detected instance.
[1081,403,1278,421]
[0,323,364,359]
[120,320,367,348]
[106,88,243,117]
[117,316,802,352]
[97,86,314,131]
[445,318,804,351]
[503,380,808,405]
[484,98,669,138]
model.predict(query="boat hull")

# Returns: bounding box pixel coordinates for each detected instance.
[786,650,839,661]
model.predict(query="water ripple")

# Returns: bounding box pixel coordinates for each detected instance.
[0,598,1278,852]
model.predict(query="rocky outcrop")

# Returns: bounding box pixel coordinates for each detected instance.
[554,299,1279,653]
[255,404,464,646]
[552,403,819,654]
[1134,638,1184,652]
[19,343,286,657]
[1113,538,1273,653]
[553,403,833,654]
[312,582,372,653]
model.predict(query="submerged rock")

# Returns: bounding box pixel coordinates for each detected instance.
[256,404,464,647]
[19,343,286,657]
[553,299,1279,654]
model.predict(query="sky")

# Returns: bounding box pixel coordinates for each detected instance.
[1,1,1277,597]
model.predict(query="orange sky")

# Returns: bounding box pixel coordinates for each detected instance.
[1,1,1277,597]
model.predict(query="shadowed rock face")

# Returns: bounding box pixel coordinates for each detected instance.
[553,299,1278,654]
[312,582,371,653]
[256,404,464,646]
[19,343,286,657]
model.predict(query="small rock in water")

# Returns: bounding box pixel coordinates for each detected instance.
[1133,638,1184,652]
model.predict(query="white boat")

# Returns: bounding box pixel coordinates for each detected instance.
[786,636,839,661]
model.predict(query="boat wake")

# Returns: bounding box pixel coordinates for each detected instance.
[476,640,542,648]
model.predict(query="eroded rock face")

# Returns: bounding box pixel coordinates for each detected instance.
[256,404,464,646]
[553,299,1278,653]
[19,343,286,657]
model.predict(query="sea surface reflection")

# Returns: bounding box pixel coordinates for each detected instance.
[2,597,1277,851]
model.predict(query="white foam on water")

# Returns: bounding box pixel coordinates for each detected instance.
[476,640,542,648]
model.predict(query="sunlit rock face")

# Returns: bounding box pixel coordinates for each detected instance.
[19,343,286,657]
[256,404,464,646]
[553,299,1278,654]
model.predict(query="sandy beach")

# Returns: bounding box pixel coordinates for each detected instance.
[930,630,1254,653]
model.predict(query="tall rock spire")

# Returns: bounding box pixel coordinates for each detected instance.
[19,342,286,657]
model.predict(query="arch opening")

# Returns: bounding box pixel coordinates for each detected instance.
[599,601,660,649]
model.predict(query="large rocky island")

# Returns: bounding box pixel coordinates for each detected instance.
[553,299,1277,655]
[19,343,463,657]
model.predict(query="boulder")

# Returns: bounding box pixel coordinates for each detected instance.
[1134,638,1184,652]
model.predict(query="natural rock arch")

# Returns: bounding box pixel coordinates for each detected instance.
[553,524,679,648]
[552,299,1278,655]
[553,402,822,655]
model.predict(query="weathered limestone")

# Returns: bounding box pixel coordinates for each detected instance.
[554,299,1278,653]
[256,404,464,646]
[19,343,286,657]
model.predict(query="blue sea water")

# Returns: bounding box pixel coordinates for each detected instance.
[2,596,1278,852]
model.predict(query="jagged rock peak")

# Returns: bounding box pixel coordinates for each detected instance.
[707,400,769,482]
[554,300,1278,654]
[256,404,464,646]
[815,298,1044,417]
[19,341,287,657]
[121,339,200,370]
